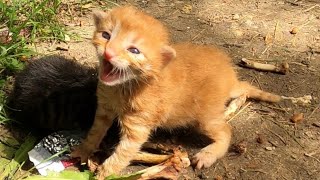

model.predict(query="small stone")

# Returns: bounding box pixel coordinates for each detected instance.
[265,146,275,151]
[233,29,244,37]
[245,19,254,26]
[304,131,313,138]
[198,172,209,179]
[56,45,69,51]
[232,14,240,20]
[290,27,298,34]
[256,134,266,144]
[64,34,71,42]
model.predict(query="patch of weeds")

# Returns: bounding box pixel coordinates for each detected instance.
[0,0,67,123]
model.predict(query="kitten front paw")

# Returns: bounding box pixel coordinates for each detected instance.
[70,144,94,163]
[192,150,217,169]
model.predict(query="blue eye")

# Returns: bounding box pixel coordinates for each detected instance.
[102,32,110,40]
[127,47,140,54]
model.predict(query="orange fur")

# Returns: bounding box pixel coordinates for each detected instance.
[71,6,281,179]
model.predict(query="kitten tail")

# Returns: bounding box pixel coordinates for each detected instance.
[232,81,281,103]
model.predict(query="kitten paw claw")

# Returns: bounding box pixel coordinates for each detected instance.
[70,144,93,163]
[192,151,217,169]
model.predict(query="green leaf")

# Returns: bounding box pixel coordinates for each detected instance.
[105,171,144,180]
[25,170,94,180]
[0,142,17,159]
[0,158,10,173]
[0,135,20,147]
[0,135,37,179]
[0,46,8,57]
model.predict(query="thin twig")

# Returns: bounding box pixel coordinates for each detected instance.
[307,103,320,120]
[304,152,320,163]
[227,102,251,123]
[264,118,304,148]
[240,168,267,174]
[303,4,320,12]
[192,29,205,41]
[261,45,270,55]
[254,76,262,90]
[263,104,288,113]
[288,80,306,91]
[105,0,120,7]
[289,62,308,67]
[274,21,279,41]
[267,129,287,145]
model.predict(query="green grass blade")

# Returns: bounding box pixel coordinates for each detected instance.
[0,135,37,179]
[24,170,94,180]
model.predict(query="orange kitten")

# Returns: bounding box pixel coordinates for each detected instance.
[71,6,281,179]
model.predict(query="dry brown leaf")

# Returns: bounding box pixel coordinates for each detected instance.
[264,33,273,44]
[290,113,304,123]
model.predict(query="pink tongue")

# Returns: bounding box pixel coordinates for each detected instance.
[100,61,120,82]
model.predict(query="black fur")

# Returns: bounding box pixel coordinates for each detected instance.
[7,55,98,132]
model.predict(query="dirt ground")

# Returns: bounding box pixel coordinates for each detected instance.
[33,0,320,179]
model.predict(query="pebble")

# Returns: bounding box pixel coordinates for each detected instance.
[198,172,209,179]
[290,27,298,34]
[232,14,240,20]
[64,34,71,42]
[265,146,275,151]
[233,29,244,37]
[257,134,266,144]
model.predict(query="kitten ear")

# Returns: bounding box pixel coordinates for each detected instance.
[161,45,176,62]
[92,10,108,27]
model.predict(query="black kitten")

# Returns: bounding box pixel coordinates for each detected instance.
[7,55,98,133]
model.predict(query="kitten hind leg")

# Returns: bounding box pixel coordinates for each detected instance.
[192,119,231,169]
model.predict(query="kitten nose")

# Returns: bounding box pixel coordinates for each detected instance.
[104,49,115,61]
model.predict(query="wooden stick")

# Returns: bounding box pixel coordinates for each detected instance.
[303,4,320,12]
[224,95,247,119]
[137,149,190,180]
[281,95,312,105]
[88,151,176,173]
[240,58,289,74]
[132,152,173,164]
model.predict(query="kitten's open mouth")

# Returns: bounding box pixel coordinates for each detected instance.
[100,60,121,83]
